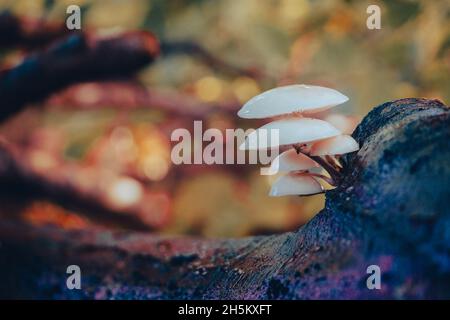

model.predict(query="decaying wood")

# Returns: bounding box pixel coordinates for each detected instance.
[1,98,449,299]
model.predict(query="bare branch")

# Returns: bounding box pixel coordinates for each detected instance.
[161,40,264,79]
[0,12,69,49]
[0,30,160,122]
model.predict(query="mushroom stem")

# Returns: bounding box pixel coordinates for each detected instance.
[293,144,341,184]
[307,172,336,186]
[325,155,342,170]
[309,155,341,185]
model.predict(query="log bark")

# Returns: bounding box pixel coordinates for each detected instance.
[1,98,449,299]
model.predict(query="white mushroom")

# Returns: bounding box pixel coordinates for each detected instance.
[268,148,319,174]
[237,84,348,119]
[310,135,359,156]
[239,118,341,150]
[235,84,356,196]
[269,173,323,197]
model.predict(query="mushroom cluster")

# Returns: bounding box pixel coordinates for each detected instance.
[237,84,360,197]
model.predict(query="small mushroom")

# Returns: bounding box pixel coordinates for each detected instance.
[268,148,319,174]
[235,84,359,197]
[269,173,323,197]
[237,84,348,119]
[240,118,341,150]
[310,135,359,156]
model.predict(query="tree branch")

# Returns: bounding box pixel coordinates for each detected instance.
[0,13,263,80]
[0,12,70,49]
[161,40,264,79]
[0,30,160,122]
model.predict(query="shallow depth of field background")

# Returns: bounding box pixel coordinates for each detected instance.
[0,0,448,237]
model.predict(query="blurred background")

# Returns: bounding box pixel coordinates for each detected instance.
[0,0,448,238]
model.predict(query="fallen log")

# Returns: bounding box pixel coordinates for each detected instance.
[1,98,449,299]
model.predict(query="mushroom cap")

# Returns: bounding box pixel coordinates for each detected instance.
[239,118,341,150]
[269,173,323,197]
[237,84,349,119]
[310,135,359,156]
[268,148,319,174]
